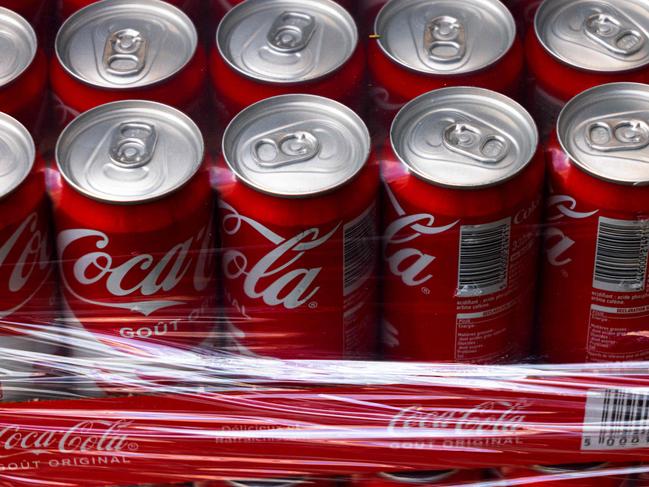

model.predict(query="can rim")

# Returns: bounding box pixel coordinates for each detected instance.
[373,0,516,76]
[378,470,458,484]
[533,0,649,73]
[389,86,539,189]
[532,463,609,474]
[215,0,358,85]
[0,7,37,88]
[55,0,198,90]
[55,99,205,205]
[221,93,371,198]
[0,112,35,200]
[556,81,649,186]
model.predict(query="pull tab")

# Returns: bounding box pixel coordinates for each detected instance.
[267,12,316,53]
[103,28,148,76]
[586,118,649,152]
[443,123,509,164]
[424,16,466,63]
[584,13,645,56]
[252,131,320,168]
[109,122,158,168]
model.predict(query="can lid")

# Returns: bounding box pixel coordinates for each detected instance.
[0,7,37,87]
[56,100,204,204]
[557,83,649,186]
[379,471,458,484]
[217,0,357,84]
[391,87,538,189]
[535,0,649,72]
[223,94,370,197]
[0,112,34,199]
[374,0,515,75]
[55,0,197,89]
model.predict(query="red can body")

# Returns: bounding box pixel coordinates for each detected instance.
[0,154,58,402]
[58,0,202,22]
[539,136,649,363]
[381,143,544,363]
[51,48,207,129]
[351,470,484,487]
[217,156,379,360]
[498,464,628,486]
[0,0,47,24]
[525,27,649,138]
[51,163,217,354]
[210,41,365,124]
[194,479,337,487]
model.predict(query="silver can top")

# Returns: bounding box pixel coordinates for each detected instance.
[391,87,538,188]
[55,0,197,89]
[0,112,34,199]
[374,0,515,75]
[557,82,649,186]
[0,7,37,87]
[535,0,649,73]
[223,94,370,197]
[56,100,204,204]
[217,0,358,84]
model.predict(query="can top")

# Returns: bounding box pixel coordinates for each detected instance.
[379,471,457,484]
[223,94,370,197]
[56,0,197,89]
[56,100,204,204]
[535,0,649,72]
[391,87,538,189]
[557,82,649,186]
[217,0,357,84]
[0,112,34,199]
[374,0,515,75]
[0,7,37,87]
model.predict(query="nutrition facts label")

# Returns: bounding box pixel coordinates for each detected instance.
[455,300,516,363]
[587,304,649,362]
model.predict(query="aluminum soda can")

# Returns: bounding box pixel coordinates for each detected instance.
[0,112,59,402]
[217,94,379,359]
[50,100,218,392]
[368,0,524,135]
[497,463,628,486]
[382,87,543,362]
[526,0,649,139]
[350,470,484,487]
[51,0,207,129]
[540,82,649,363]
[211,0,365,124]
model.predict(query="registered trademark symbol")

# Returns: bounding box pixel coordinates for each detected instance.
[421,287,431,295]
[127,442,139,451]
[308,301,318,309]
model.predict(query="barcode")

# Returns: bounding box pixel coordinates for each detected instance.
[582,389,649,450]
[593,217,649,292]
[457,218,511,297]
[344,205,377,295]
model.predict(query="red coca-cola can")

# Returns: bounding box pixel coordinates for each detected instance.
[350,470,484,487]
[368,0,523,134]
[210,0,365,124]
[498,463,628,486]
[217,94,379,359]
[0,8,48,135]
[211,0,356,24]
[50,101,218,390]
[540,82,649,363]
[526,0,649,139]
[0,112,58,402]
[58,0,203,23]
[51,0,207,129]
[0,0,47,22]
[382,87,543,363]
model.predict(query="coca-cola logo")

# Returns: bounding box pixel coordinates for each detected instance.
[58,224,214,316]
[388,401,528,436]
[220,201,339,310]
[0,212,51,318]
[0,420,135,456]
[544,194,598,267]
[383,185,457,287]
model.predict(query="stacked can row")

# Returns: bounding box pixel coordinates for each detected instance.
[2,81,648,374]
